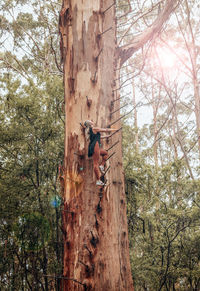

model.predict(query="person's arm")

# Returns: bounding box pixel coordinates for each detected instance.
[93,127,118,133]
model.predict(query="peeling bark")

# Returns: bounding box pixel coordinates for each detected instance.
[61,0,133,290]
[60,0,182,289]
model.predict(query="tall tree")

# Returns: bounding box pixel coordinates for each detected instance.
[60,0,181,290]
[175,0,200,159]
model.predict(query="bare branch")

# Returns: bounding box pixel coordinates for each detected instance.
[117,0,132,20]
[117,0,182,66]
[1,56,29,80]
[118,2,162,46]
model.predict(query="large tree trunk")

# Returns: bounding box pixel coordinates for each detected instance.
[60,1,133,290]
[59,0,181,289]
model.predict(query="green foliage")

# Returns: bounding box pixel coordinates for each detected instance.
[121,3,200,288]
[0,0,64,289]
[14,212,51,251]
[124,121,200,290]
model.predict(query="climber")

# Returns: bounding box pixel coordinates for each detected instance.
[84,120,118,186]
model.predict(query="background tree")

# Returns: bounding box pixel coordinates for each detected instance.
[122,0,200,290]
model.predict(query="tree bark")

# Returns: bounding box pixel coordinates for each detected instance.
[60,0,182,290]
[60,1,133,290]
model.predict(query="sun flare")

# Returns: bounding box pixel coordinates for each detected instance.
[149,44,178,72]
[156,46,177,69]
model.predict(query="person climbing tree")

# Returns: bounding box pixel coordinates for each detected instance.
[84,120,118,186]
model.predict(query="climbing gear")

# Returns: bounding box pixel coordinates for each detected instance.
[99,165,105,175]
[96,180,106,186]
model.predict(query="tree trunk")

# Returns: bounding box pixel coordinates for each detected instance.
[152,86,158,168]
[60,1,133,290]
[132,79,139,152]
[59,0,181,289]
[193,75,200,159]
[171,112,178,160]
[184,0,200,159]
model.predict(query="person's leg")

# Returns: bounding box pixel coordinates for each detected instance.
[93,142,101,180]
[100,149,108,167]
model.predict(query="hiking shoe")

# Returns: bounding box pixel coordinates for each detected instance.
[96,180,106,186]
[99,165,105,175]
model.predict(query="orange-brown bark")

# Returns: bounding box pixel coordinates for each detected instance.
[60,0,133,290]
[60,0,181,289]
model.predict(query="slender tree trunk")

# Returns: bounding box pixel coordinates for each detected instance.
[184,0,200,159]
[172,100,194,179]
[132,79,139,152]
[193,75,200,158]
[60,1,133,290]
[171,112,178,160]
[152,86,158,168]
[151,82,163,169]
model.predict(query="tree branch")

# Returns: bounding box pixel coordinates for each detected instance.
[117,0,181,66]
[118,1,161,46]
